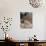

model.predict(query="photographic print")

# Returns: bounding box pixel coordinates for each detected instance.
[20,12,32,28]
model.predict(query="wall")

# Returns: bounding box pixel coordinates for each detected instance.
[0,0,46,40]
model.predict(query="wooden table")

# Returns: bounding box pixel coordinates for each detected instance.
[5,39,46,46]
[12,40,46,46]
